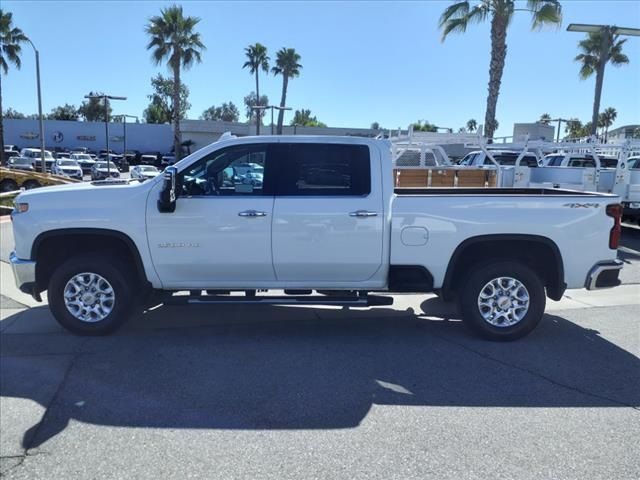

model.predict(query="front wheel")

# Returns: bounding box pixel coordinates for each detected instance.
[458,261,546,341]
[48,254,134,335]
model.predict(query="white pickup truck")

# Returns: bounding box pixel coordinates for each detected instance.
[9,135,624,340]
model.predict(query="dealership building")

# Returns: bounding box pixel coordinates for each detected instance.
[3,118,384,155]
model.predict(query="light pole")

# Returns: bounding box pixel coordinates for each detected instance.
[268,106,292,135]
[114,114,138,162]
[84,94,126,176]
[271,105,292,135]
[551,118,570,142]
[25,39,45,173]
[567,23,640,136]
[250,105,269,135]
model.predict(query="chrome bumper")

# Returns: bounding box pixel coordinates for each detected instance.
[9,251,36,293]
[585,259,623,290]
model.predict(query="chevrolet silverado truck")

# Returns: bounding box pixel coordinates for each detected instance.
[9,135,623,340]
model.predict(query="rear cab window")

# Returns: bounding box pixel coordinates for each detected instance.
[277,143,371,196]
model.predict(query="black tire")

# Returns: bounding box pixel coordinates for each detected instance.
[0,179,19,193]
[22,180,41,190]
[48,254,134,335]
[458,261,546,341]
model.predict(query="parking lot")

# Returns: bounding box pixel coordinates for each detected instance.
[0,222,639,479]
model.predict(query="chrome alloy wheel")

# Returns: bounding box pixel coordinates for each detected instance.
[63,272,115,323]
[477,277,530,327]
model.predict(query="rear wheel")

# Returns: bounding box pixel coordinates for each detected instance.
[48,254,134,335]
[458,261,545,341]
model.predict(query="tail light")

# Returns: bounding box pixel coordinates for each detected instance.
[606,204,622,249]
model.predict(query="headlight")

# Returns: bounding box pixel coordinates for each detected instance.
[14,202,29,213]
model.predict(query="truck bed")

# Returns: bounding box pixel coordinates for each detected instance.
[394,187,615,196]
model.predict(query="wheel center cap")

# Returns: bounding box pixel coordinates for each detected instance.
[82,293,95,304]
[497,296,511,309]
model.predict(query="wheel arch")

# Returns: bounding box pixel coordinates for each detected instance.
[32,228,150,293]
[441,234,566,301]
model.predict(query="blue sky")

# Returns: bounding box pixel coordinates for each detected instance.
[3,0,640,137]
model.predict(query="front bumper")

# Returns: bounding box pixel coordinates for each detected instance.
[9,251,38,296]
[585,259,623,290]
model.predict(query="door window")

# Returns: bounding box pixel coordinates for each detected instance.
[179,144,269,196]
[278,143,371,196]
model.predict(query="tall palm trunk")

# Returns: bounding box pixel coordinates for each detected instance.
[255,71,261,135]
[276,75,288,135]
[591,67,605,137]
[172,61,182,161]
[484,12,508,139]
[0,75,5,165]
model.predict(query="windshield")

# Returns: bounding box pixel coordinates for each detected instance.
[44,151,54,159]
[96,162,118,169]
[73,154,92,160]
[60,160,78,167]
[140,166,158,172]
[458,153,480,166]
[545,155,564,166]
[12,158,32,165]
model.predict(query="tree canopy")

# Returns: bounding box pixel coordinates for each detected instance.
[143,74,191,124]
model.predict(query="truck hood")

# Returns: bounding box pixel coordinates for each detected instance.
[15,178,158,203]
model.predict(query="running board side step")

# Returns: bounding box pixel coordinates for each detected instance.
[164,294,394,307]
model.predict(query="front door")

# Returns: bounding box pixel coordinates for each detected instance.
[146,143,275,288]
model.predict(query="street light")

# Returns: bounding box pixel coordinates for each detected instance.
[84,93,126,176]
[267,105,292,135]
[567,23,640,135]
[25,39,45,173]
[550,118,570,142]
[250,106,269,136]
[114,114,139,163]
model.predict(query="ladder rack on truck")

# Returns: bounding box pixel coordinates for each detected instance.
[388,127,640,200]
[389,128,502,188]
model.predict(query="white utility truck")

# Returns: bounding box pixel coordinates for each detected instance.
[10,135,623,340]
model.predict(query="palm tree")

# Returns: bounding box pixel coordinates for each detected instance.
[575,31,628,136]
[146,5,205,161]
[272,48,302,135]
[440,0,562,139]
[466,118,478,133]
[0,10,28,165]
[539,113,552,124]
[599,106,617,142]
[243,43,269,135]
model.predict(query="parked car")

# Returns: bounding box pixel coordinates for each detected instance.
[51,159,83,180]
[90,161,121,180]
[9,136,623,339]
[140,154,161,167]
[7,156,35,172]
[241,171,264,187]
[70,153,95,174]
[98,153,129,172]
[130,165,160,181]
[458,150,540,167]
[544,153,618,168]
[17,148,55,172]
[4,144,19,152]
[55,152,71,160]
[123,150,141,166]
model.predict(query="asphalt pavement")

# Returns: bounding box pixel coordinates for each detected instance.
[0,220,639,479]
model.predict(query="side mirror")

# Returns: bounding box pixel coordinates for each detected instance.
[158,166,178,213]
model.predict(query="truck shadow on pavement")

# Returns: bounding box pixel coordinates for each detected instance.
[1,299,638,451]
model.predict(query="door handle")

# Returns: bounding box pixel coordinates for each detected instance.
[349,210,378,217]
[238,210,267,217]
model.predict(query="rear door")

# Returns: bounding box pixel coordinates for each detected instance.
[271,142,384,283]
